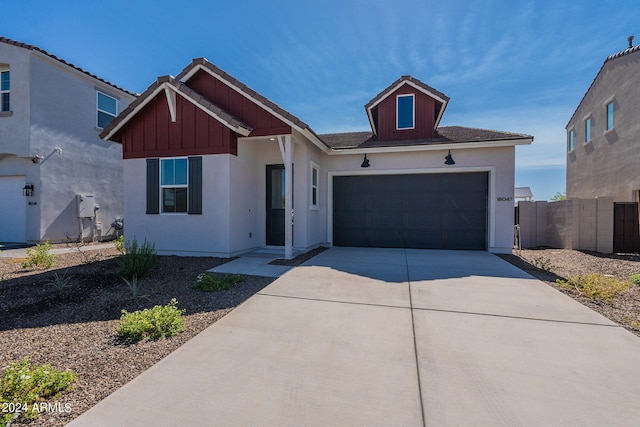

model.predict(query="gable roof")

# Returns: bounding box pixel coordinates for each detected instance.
[566,42,640,127]
[365,75,450,135]
[321,126,532,152]
[0,36,136,97]
[100,75,253,142]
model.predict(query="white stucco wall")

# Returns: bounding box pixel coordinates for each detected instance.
[0,43,30,157]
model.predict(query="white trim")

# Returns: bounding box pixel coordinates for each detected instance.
[310,161,320,210]
[603,95,616,106]
[326,137,532,155]
[396,94,415,130]
[164,87,177,122]
[326,166,497,249]
[96,91,118,129]
[180,63,330,153]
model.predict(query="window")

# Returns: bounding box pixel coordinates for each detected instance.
[568,129,574,152]
[396,94,414,130]
[310,162,319,209]
[584,117,591,142]
[606,102,614,130]
[1,70,9,112]
[161,158,188,213]
[97,91,117,128]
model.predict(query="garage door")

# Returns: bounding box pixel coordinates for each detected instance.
[0,176,27,242]
[333,172,487,250]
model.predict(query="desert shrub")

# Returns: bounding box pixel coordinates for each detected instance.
[557,273,630,302]
[46,272,73,291]
[21,241,55,270]
[193,273,243,292]
[116,237,156,279]
[113,235,125,254]
[0,357,75,423]
[117,299,185,342]
[631,274,640,287]
[530,256,553,272]
[122,276,147,301]
[625,315,640,330]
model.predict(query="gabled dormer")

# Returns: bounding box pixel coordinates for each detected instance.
[365,76,449,141]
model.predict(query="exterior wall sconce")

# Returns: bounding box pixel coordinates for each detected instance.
[361,154,370,168]
[444,150,455,165]
[23,183,34,197]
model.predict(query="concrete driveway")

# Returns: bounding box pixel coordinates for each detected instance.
[69,247,640,426]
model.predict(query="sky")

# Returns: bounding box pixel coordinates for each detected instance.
[2,0,640,200]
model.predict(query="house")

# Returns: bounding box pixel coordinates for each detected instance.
[565,37,640,252]
[566,37,640,201]
[100,58,532,258]
[0,37,136,244]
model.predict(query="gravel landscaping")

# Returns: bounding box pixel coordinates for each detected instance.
[499,249,640,338]
[0,244,277,426]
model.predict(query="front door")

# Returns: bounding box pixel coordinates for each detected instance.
[266,164,293,246]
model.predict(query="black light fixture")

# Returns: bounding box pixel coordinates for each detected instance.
[444,150,455,165]
[361,153,370,168]
[23,183,34,197]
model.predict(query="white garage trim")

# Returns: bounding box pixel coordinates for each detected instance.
[327,166,496,250]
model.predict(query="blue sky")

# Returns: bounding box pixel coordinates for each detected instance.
[3,0,639,200]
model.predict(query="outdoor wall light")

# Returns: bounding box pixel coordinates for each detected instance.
[444,150,455,165]
[361,153,370,168]
[23,183,34,197]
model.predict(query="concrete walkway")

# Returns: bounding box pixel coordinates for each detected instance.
[68,247,640,426]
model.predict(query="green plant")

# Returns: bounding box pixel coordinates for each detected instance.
[116,237,156,279]
[557,273,630,302]
[0,357,75,423]
[114,235,125,254]
[631,274,640,287]
[122,276,147,301]
[21,241,55,270]
[116,299,185,342]
[46,272,73,291]
[193,273,243,292]
[550,192,567,201]
[530,256,553,272]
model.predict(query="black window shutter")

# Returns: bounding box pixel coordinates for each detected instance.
[146,159,159,214]
[188,156,202,215]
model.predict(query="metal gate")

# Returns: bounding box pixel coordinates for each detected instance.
[613,202,640,253]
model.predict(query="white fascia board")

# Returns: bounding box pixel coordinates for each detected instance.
[182,64,329,152]
[326,137,532,155]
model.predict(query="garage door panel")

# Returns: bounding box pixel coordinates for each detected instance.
[333,173,487,250]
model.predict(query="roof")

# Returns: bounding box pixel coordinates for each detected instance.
[566,42,640,127]
[320,126,532,150]
[0,36,136,97]
[100,75,253,142]
[515,187,533,198]
[365,75,450,135]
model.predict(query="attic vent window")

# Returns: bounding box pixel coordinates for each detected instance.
[396,94,415,130]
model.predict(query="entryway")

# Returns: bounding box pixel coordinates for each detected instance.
[0,176,27,242]
[265,164,292,246]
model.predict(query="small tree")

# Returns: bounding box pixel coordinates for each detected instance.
[550,192,566,201]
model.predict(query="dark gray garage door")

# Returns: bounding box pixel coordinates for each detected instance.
[333,172,488,250]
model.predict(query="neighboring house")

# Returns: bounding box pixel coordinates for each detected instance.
[0,37,136,243]
[101,58,532,258]
[566,37,640,202]
[515,187,533,203]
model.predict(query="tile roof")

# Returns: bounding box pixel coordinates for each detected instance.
[320,126,532,149]
[364,75,449,111]
[0,36,136,97]
[100,75,252,142]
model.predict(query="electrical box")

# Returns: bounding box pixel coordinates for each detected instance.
[76,194,95,218]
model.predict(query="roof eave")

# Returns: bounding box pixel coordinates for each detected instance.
[326,137,533,155]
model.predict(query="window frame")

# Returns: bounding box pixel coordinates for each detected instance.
[0,69,10,113]
[605,100,614,131]
[584,115,592,143]
[310,161,320,210]
[396,94,415,130]
[160,157,189,214]
[96,90,118,129]
[567,128,575,152]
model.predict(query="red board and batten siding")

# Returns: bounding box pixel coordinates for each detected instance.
[188,70,292,137]
[121,70,291,159]
[376,83,438,141]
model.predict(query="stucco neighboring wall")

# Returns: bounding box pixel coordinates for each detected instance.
[566,51,640,202]
[28,54,135,242]
[0,42,30,157]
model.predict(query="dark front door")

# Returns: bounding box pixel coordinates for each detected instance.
[333,172,488,250]
[266,164,292,246]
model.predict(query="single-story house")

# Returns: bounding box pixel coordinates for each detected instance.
[100,58,532,258]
